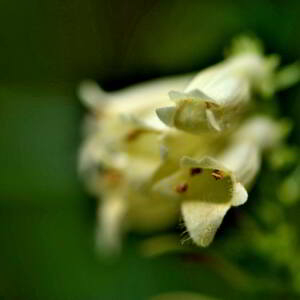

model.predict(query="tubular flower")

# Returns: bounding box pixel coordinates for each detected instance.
[78,36,296,253]
[79,74,193,253]
[153,116,288,246]
[156,37,280,134]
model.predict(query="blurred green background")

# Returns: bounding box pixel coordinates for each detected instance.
[1,1,300,299]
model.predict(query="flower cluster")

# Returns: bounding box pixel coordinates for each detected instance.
[78,37,295,254]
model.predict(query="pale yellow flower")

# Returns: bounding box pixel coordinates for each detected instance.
[153,116,287,246]
[78,36,296,253]
[156,37,279,134]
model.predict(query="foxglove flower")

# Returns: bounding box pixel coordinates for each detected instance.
[156,37,280,134]
[78,36,296,253]
[79,74,193,253]
[153,116,288,246]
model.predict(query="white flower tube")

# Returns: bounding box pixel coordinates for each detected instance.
[156,37,279,134]
[78,74,193,253]
[79,74,193,188]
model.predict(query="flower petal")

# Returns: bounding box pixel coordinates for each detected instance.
[231,182,248,207]
[181,201,231,247]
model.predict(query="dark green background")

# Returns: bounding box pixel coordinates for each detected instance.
[1,1,300,299]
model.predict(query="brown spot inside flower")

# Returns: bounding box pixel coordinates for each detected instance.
[205,102,218,109]
[104,169,123,185]
[211,169,225,180]
[125,129,145,142]
[205,102,212,109]
[175,183,188,193]
[190,167,203,176]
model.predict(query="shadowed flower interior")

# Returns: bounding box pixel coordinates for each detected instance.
[153,159,234,204]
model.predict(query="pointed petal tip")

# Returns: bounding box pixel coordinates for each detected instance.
[181,201,231,247]
[169,89,214,102]
[156,106,176,127]
[78,80,108,109]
